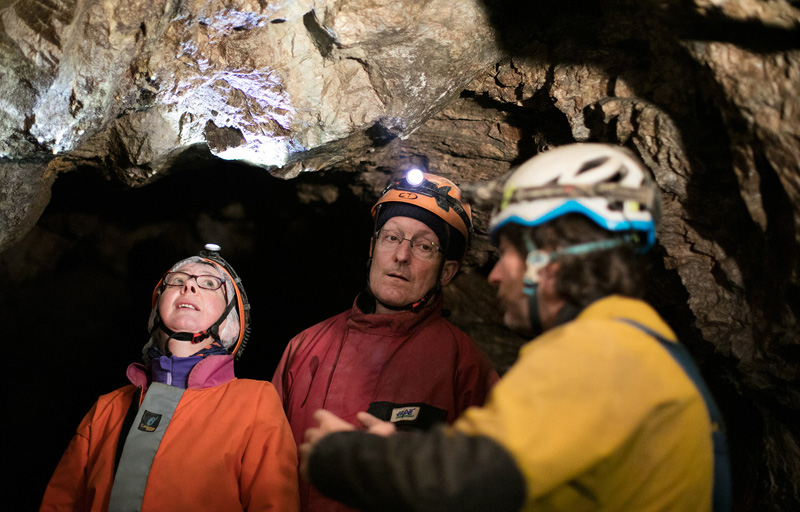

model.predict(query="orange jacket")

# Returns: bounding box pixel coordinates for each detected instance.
[40,355,299,512]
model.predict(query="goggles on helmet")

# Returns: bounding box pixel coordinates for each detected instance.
[500,182,657,211]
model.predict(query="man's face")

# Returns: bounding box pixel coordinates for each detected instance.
[488,235,532,334]
[369,216,456,313]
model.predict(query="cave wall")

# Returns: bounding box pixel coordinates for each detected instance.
[1,0,799,510]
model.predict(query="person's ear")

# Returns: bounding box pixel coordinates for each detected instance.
[439,261,460,286]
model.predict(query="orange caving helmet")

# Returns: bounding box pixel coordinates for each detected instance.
[371,169,473,261]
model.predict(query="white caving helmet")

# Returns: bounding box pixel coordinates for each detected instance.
[489,143,661,251]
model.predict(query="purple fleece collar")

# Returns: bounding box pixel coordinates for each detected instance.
[151,354,201,388]
[126,354,236,391]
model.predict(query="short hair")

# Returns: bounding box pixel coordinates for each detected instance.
[499,214,646,308]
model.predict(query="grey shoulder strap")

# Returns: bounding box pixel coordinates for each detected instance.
[108,382,185,512]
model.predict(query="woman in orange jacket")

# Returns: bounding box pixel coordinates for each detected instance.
[40,245,299,512]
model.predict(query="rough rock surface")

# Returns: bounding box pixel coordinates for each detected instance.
[0,0,500,247]
[1,0,799,510]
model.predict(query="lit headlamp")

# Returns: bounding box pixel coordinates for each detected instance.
[381,170,473,236]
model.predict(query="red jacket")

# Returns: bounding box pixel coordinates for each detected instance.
[41,355,299,512]
[272,294,499,511]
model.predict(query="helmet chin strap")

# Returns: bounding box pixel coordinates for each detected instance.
[524,282,543,336]
[150,300,235,353]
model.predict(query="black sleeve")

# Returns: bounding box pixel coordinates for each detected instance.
[307,426,527,512]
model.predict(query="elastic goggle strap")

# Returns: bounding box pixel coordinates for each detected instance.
[524,236,631,288]
[503,183,656,211]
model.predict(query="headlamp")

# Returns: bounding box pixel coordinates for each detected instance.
[382,173,472,238]
[406,168,424,186]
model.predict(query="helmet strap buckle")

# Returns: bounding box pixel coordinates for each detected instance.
[191,330,210,345]
[523,234,547,287]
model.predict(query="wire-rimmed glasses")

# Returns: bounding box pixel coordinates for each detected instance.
[163,271,225,291]
[375,229,442,260]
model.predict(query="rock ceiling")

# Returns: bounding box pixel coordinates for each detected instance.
[1,0,799,509]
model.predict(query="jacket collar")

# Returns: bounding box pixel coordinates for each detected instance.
[347,292,444,335]
[126,354,236,392]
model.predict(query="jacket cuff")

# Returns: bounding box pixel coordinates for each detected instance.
[308,427,526,512]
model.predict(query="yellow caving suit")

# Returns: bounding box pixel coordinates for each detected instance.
[307,295,714,512]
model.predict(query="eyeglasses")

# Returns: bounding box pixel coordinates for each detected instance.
[375,229,441,260]
[163,271,225,291]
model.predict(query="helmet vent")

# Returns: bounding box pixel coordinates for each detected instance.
[575,157,626,184]
[607,168,626,183]
[576,156,610,174]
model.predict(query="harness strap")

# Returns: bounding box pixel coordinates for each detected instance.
[618,318,732,512]
[108,383,185,512]
[113,387,142,476]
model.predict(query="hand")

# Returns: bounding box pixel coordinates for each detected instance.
[300,410,355,481]
[305,409,355,442]
[356,412,396,437]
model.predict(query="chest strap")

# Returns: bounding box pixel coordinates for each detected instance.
[108,383,185,512]
[114,387,142,476]
[618,318,732,512]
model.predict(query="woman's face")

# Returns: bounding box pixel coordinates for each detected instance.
[157,262,227,356]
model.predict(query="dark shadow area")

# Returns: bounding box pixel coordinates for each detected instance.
[479,0,800,55]
[1,160,374,510]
